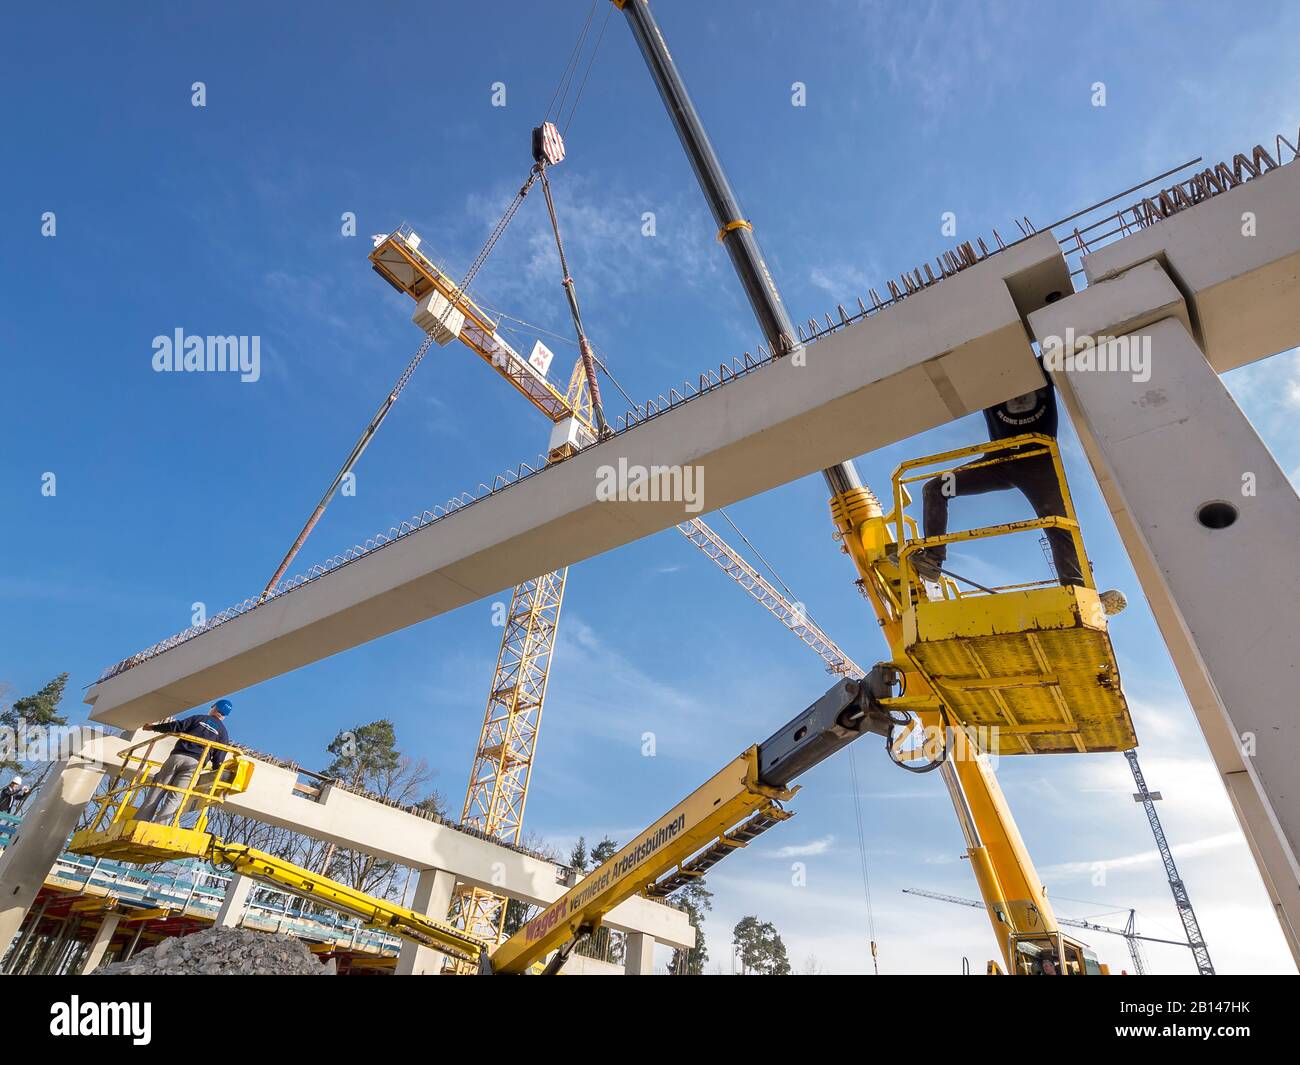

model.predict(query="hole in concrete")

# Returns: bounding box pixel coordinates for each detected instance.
[1045,290,1064,304]
[1196,501,1238,529]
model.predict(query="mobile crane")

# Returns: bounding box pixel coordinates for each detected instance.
[608,0,1139,975]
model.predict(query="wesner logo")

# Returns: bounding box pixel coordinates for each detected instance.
[49,997,151,1045]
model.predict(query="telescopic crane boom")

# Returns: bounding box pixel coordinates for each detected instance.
[489,676,896,974]
[612,0,1137,976]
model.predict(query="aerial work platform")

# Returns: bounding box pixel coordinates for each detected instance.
[887,436,1136,756]
[68,735,489,966]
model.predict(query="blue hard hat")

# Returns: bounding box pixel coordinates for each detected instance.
[212,699,234,716]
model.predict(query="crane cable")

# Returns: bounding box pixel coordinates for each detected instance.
[259,172,539,599]
[545,1,596,125]
[536,165,611,437]
[848,743,880,974]
[262,5,615,595]
[561,3,611,135]
[491,304,827,624]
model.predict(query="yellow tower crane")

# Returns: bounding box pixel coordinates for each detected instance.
[369,205,597,941]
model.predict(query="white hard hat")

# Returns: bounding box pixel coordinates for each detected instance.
[10,776,21,786]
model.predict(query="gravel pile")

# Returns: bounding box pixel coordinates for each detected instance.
[96,927,336,976]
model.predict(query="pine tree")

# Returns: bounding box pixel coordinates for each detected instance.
[1,673,70,774]
[584,836,622,963]
[732,914,792,975]
[670,877,713,975]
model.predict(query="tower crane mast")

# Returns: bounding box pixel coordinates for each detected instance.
[1126,749,1215,974]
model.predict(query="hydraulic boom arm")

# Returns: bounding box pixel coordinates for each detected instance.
[489,677,894,974]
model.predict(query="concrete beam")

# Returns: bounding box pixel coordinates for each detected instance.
[1031,276,1300,965]
[559,954,623,975]
[85,233,1069,729]
[1082,160,1300,372]
[217,756,694,948]
[70,735,692,948]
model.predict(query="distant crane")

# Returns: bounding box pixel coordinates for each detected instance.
[1036,534,1215,976]
[1125,750,1215,974]
[903,887,1201,975]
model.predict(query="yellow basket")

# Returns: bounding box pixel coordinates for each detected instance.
[890,436,1137,755]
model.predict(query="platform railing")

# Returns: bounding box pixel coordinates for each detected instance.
[81,734,251,836]
[888,433,1095,614]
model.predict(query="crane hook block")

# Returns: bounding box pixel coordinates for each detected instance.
[532,122,566,166]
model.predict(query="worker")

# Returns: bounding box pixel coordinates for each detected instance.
[0,775,31,814]
[135,699,233,823]
[914,356,1084,587]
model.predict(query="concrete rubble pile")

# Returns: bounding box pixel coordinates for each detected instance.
[97,927,336,976]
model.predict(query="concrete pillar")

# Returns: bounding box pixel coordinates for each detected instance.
[1046,315,1300,962]
[215,873,254,928]
[0,757,105,949]
[623,931,656,975]
[395,868,456,975]
[81,913,121,973]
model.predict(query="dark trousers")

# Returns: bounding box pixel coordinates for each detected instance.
[921,452,1083,585]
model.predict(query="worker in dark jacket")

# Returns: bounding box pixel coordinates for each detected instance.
[136,699,233,823]
[0,775,31,814]
[916,359,1083,586]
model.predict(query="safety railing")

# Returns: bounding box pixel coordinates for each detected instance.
[81,734,252,837]
[889,434,1095,614]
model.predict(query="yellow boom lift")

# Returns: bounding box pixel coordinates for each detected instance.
[69,733,489,966]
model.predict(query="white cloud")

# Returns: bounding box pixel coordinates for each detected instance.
[769,835,836,859]
[1040,831,1242,882]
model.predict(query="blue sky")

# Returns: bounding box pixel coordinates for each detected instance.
[3,0,1298,973]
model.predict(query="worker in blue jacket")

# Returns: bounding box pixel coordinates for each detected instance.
[136,699,233,823]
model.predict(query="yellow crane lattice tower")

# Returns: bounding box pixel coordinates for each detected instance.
[452,568,567,938]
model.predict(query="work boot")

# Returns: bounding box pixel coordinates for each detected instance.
[910,548,944,582]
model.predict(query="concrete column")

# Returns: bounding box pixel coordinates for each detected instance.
[0,757,105,949]
[1045,315,1300,962]
[623,931,656,975]
[395,868,456,975]
[215,873,254,928]
[81,913,121,973]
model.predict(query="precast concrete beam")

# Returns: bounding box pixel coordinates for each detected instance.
[206,755,695,949]
[1082,160,1300,372]
[86,233,1069,729]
